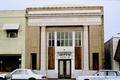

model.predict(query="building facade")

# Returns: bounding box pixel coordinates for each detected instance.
[105,37,120,70]
[0,6,104,79]
[26,6,104,78]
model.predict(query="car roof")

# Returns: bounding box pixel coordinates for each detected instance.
[15,69,31,71]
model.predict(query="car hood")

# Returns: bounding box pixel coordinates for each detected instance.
[0,73,7,78]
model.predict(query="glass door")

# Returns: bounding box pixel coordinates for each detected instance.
[58,59,71,79]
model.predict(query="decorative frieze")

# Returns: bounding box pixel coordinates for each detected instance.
[26,6,103,26]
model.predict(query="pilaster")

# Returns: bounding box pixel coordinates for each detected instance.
[40,26,46,75]
[83,26,89,70]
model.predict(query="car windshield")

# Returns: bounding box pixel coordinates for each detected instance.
[12,70,28,75]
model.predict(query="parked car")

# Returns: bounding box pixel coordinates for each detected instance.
[76,70,120,80]
[0,73,7,80]
[0,69,47,80]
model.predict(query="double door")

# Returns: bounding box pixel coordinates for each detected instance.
[58,59,71,79]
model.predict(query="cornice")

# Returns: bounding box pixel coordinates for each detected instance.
[26,6,103,17]
[26,13,103,18]
[26,6,103,11]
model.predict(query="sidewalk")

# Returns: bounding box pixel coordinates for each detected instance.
[48,79,76,80]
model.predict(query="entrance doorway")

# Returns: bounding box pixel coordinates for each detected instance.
[31,53,37,69]
[58,59,71,79]
[93,53,99,70]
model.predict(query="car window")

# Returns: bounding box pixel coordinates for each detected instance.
[24,70,29,74]
[116,71,120,76]
[94,71,106,76]
[12,70,27,75]
[98,72,106,76]
[107,71,116,76]
[31,70,39,74]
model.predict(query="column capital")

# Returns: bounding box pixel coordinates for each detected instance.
[41,26,46,32]
[40,25,46,27]
[84,25,88,31]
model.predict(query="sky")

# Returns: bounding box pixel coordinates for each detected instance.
[0,0,120,42]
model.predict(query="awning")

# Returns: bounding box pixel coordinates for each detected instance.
[3,24,20,30]
[114,40,120,62]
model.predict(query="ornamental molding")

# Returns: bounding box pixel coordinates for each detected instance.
[26,6,103,17]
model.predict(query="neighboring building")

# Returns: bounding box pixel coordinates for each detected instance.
[105,37,120,70]
[0,10,26,72]
[0,6,104,79]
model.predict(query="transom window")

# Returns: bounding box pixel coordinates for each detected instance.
[48,32,54,47]
[75,32,81,47]
[57,32,72,46]
[48,32,82,47]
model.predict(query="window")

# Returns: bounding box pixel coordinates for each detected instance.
[6,30,18,38]
[12,70,26,75]
[75,32,82,69]
[95,71,106,76]
[48,32,54,47]
[107,71,116,76]
[48,32,55,69]
[116,71,120,76]
[75,32,81,47]
[57,32,72,46]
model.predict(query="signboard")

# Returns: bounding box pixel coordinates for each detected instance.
[57,52,72,59]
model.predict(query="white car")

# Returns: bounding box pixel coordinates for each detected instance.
[0,69,47,80]
[76,70,120,80]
